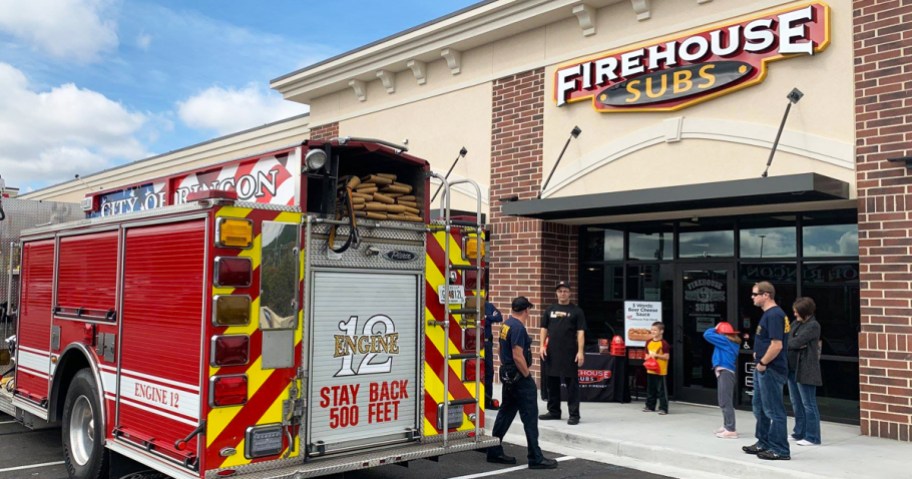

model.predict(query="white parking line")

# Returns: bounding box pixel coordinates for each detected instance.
[0,420,17,424]
[0,461,65,473]
[448,456,576,479]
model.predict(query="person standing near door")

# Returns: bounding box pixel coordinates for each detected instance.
[742,281,791,461]
[787,296,822,446]
[539,281,586,425]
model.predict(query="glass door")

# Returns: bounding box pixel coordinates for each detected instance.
[674,263,736,404]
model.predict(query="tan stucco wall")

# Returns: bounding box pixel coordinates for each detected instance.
[541,0,854,198]
[331,84,494,215]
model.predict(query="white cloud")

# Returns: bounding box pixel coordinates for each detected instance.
[177,83,308,136]
[136,32,152,51]
[0,62,148,189]
[0,0,118,63]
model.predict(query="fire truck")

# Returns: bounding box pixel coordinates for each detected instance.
[0,138,497,479]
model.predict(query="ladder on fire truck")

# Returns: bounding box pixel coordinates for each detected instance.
[428,173,486,447]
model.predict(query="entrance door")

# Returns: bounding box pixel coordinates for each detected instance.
[674,263,736,404]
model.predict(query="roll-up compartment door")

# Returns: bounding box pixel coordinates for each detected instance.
[308,271,419,454]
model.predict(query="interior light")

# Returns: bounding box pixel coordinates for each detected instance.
[217,217,253,248]
[305,149,328,172]
[213,295,251,326]
[210,375,248,407]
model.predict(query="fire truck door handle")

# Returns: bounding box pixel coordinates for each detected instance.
[175,420,206,451]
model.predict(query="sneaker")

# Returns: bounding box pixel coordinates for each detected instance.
[757,450,790,460]
[742,442,767,455]
[716,430,739,439]
[641,407,655,412]
[789,435,800,442]
[528,457,558,469]
[796,439,818,446]
[567,417,580,425]
[714,426,726,434]
[657,410,668,415]
[538,413,560,420]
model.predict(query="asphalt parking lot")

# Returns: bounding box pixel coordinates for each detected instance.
[0,412,670,479]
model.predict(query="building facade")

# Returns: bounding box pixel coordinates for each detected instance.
[24,0,912,440]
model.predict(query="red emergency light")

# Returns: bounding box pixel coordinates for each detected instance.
[210,335,250,367]
[210,375,248,407]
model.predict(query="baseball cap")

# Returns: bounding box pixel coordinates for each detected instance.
[555,281,571,290]
[511,296,534,312]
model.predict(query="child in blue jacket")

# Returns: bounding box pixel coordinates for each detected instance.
[703,322,742,438]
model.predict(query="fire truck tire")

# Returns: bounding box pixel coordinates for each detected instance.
[62,369,108,479]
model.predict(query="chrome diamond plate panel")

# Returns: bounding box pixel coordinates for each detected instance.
[205,435,499,479]
[308,222,426,271]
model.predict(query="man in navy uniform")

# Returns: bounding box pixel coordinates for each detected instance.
[487,296,558,470]
[484,299,503,409]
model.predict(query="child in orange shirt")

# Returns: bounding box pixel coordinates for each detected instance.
[643,322,671,415]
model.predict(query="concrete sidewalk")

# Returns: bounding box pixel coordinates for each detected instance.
[485,385,909,479]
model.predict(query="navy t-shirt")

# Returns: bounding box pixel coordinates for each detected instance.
[499,316,532,368]
[753,305,790,375]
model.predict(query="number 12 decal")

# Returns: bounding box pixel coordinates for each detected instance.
[334,315,399,377]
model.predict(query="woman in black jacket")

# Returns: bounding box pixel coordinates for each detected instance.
[787,297,823,446]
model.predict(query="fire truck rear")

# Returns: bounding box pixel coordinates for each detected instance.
[2,138,497,478]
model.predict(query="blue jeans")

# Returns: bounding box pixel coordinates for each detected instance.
[488,375,544,464]
[752,368,790,457]
[787,371,821,444]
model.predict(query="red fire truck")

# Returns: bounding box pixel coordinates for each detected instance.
[1,138,496,479]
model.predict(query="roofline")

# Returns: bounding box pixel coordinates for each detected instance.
[23,113,310,198]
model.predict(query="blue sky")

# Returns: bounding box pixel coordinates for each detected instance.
[0,0,479,192]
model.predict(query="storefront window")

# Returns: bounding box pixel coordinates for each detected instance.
[679,229,734,258]
[579,264,624,341]
[740,226,796,258]
[803,224,858,257]
[629,226,673,260]
[583,228,624,261]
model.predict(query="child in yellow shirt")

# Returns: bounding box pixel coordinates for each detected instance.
[643,322,670,415]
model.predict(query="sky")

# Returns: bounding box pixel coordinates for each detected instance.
[0,0,480,192]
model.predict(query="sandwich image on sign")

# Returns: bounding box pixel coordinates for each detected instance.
[627,328,652,342]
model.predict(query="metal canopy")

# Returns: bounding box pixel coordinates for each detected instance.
[501,173,850,221]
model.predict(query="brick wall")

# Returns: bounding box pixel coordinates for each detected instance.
[489,68,580,380]
[310,122,339,141]
[853,0,912,441]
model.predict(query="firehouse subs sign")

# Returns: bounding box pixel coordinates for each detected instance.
[554,2,829,112]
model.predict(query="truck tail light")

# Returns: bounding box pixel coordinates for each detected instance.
[211,335,250,367]
[463,359,482,382]
[213,295,251,326]
[462,328,477,352]
[216,218,253,248]
[210,375,247,407]
[465,235,484,260]
[214,257,252,287]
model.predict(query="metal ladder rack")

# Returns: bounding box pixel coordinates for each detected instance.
[427,172,485,448]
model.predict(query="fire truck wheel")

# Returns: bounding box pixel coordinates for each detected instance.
[62,369,108,479]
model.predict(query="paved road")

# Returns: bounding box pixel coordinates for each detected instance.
[0,412,671,479]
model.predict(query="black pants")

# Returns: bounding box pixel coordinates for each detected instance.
[484,341,494,405]
[488,375,544,464]
[544,374,580,419]
[645,374,668,412]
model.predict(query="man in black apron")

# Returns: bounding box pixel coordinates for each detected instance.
[538,281,586,425]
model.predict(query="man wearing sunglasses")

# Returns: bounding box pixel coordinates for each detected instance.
[742,281,791,461]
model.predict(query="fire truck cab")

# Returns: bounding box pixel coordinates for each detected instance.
[3,138,497,479]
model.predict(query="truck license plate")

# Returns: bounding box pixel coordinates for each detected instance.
[437,285,466,305]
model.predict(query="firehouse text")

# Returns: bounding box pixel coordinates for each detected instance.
[319,380,409,429]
